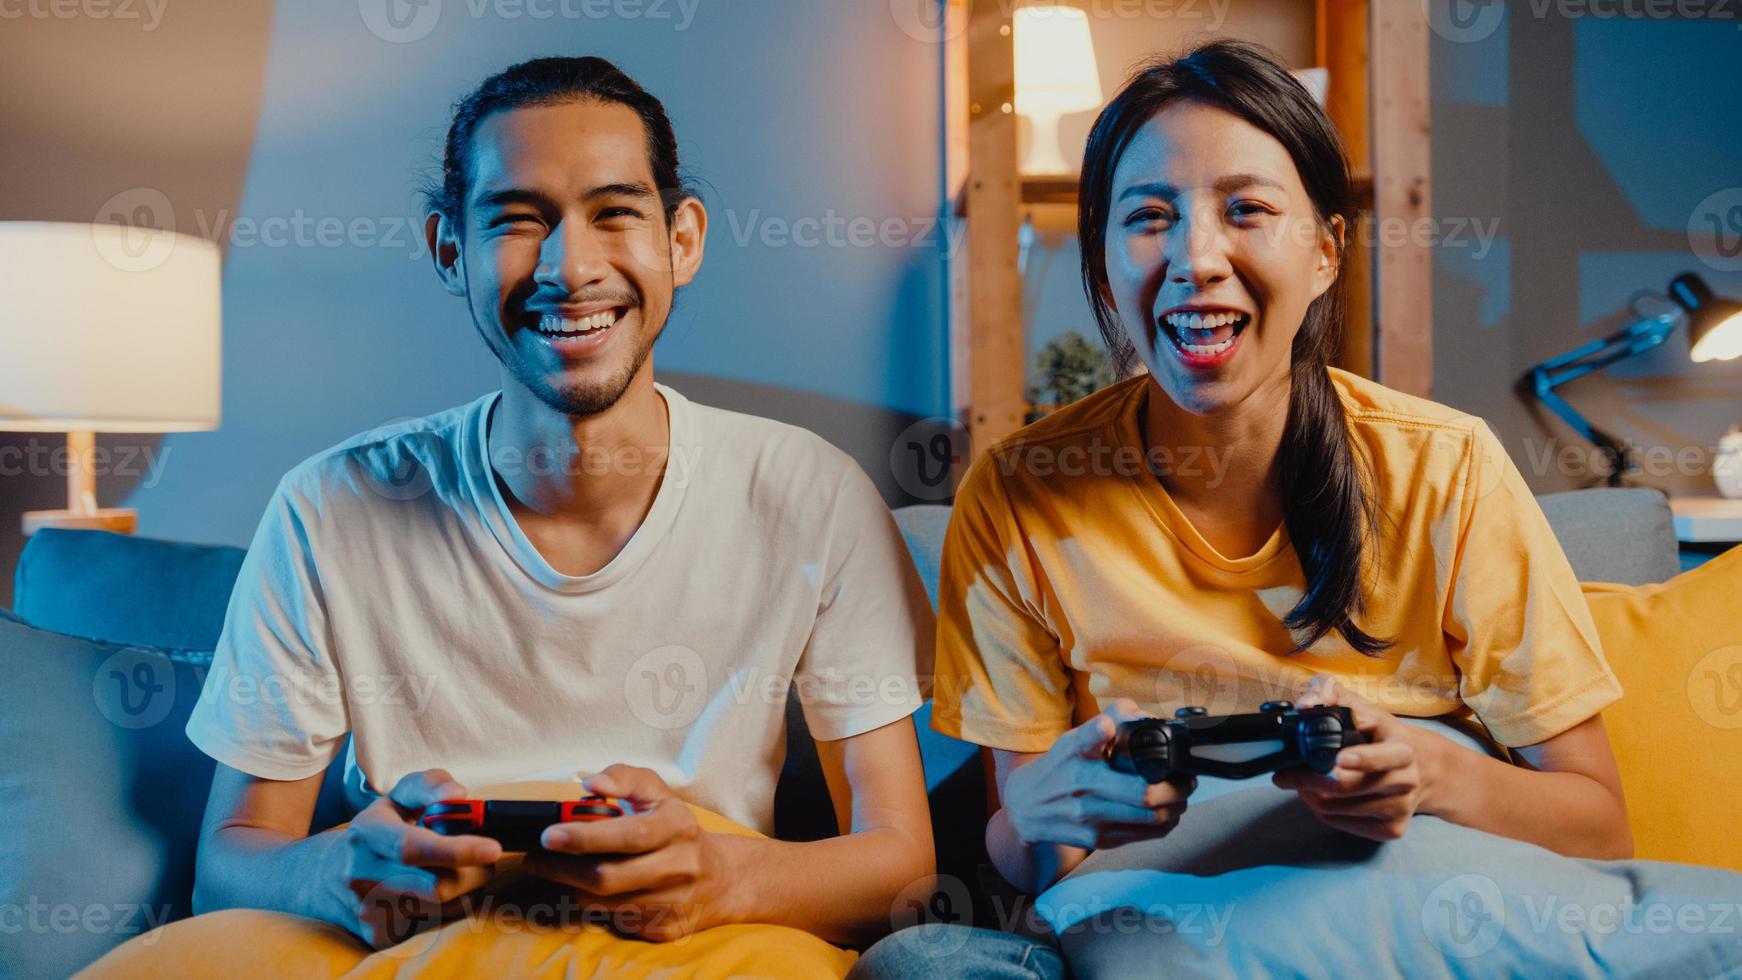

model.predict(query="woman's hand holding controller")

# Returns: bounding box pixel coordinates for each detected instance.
[1002,699,1195,851]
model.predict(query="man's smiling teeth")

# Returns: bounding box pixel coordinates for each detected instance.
[537,311,616,335]
[1162,310,1249,355]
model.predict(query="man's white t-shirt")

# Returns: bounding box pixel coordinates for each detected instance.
[185,384,934,834]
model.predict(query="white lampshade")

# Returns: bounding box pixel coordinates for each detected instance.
[1014,4,1103,175]
[0,221,221,433]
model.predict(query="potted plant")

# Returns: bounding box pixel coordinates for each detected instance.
[1027,331,1116,422]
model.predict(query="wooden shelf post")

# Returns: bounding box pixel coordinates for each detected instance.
[960,0,1026,456]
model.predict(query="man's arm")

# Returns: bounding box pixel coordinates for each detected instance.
[530,715,935,947]
[195,764,503,947]
[715,713,935,944]
[193,764,344,921]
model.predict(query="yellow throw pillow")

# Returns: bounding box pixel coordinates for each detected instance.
[1582,546,1742,871]
[80,783,858,979]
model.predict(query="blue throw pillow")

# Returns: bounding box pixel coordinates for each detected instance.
[0,615,215,977]
[12,529,246,651]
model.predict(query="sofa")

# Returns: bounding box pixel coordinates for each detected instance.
[0,488,1700,977]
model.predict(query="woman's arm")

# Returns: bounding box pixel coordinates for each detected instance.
[1275,675,1633,860]
[985,704,1194,894]
[1418,713,1632,860]
[987,749,1093,894]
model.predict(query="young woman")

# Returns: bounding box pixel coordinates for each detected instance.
[931,38,1632,902]
[842,37,1642,980]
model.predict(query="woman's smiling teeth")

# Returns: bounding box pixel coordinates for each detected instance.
[1162,310,1250,355]
[537,310,618,335]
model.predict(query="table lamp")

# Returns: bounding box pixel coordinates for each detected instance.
[1014,4,1103,176]
[1526,272,1742,486]
[0,221,222,534]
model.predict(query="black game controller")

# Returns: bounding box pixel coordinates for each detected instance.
[1105,701,1366,782]
[419,797,625,851]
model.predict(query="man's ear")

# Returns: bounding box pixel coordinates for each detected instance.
[666,196,707,289]
[425,211,466,297]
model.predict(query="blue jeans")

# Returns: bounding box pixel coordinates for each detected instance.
[848,924,1066,979]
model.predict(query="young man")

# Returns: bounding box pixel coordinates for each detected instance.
[180,57,934,953]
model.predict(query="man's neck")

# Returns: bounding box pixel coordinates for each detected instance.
[488,365,670,521]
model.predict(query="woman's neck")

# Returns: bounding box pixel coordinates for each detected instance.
[1142,370,1292,537]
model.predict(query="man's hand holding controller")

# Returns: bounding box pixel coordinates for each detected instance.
[319,769,502,949]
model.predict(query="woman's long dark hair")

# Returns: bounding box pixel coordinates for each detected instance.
[1078,39,1391,656]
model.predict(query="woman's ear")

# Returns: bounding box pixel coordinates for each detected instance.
[1311,213,1345,299]
[1090,250,1117,312]
[1095,277,1116,312]
[425,212,466,297]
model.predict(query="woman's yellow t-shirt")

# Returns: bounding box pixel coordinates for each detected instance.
[930,368,1622,753]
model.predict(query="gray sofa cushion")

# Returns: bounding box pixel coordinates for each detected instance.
[0,615,215,977]
[893,504,952,606]
[1535,488,1680,586]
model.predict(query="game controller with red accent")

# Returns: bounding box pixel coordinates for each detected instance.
[418,796,626,851]
[1105,701,1367,782]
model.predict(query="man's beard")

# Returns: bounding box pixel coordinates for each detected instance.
[480,308,656,419]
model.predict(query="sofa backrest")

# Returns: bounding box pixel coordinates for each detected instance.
[13,486,1680,665]
[1535,488,1680,586]
[5,486,1682,848]
[891,490,1681,596]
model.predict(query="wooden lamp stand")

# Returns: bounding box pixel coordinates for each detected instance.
[20,430,138,536]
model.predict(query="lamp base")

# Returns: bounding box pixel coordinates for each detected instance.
[1020,110,1074,177]
[22,508,137,537]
